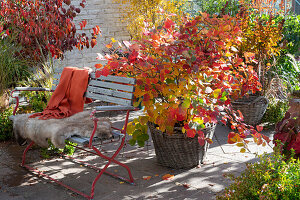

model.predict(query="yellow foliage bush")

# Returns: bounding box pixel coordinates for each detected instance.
[114,0,186,40]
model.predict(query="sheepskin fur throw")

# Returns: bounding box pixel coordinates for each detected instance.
[10,111,112,148]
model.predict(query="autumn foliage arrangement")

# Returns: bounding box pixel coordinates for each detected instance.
[96,11,270,151]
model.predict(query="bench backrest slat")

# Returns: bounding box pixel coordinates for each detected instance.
[50,69,136,106]
[88,79,135,93]
[90,73,136,85]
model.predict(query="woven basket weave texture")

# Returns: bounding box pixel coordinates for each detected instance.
[232,95,268,126]
[148,122,216,169]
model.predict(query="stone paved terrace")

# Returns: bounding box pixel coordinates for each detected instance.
[0,110,274,200]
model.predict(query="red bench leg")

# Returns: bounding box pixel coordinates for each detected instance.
[22,141,34,166]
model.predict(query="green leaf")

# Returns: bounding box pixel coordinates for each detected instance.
[182,99,191,108]
[137,140,145,147]
[128,139,136,146]
[137,134,149,142]
[222,91,228,97]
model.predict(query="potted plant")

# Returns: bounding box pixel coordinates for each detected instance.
[96,12,269,168]
[231,3,285,125]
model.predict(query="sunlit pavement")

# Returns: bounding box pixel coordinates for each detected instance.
[0,110,274,200]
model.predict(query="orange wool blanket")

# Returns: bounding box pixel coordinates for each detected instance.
[30,67,91,120]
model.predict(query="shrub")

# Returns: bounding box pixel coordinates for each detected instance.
[0,107,13,141]
[114,0,186,40]
[261,99,289,127]
[0,0,100,63]
[0,38,31,95]
[217,149,300,200]
[274,111,300,157]
[191,0,243,16]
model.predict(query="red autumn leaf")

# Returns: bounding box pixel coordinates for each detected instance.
[143,93,150,102]
[100,67,110,76]
[227,132,237,144]
[136,79,143,86]
[256,125,263,132]
[80,3,85,8]
[176,107,186,121]
[198,136,205,146]
[164,18,175,29]
[64,0,71,5]
[95,70,102,78]
[237,110,244,120]
[186,129,196,138]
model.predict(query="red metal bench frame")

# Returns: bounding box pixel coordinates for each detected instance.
[11,70,137,200]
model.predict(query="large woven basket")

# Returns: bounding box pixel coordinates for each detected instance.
[232,95,269,126]
[148,122,216,169]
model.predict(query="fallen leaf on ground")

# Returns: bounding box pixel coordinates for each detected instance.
[142,176,151,180]
[120,181,125,184]
[162,174,174,180]
[183,183,191,188]
[155,174,159,177]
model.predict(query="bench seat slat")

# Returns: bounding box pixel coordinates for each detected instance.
[90,74,136,84]
[96,105,135,111]
[87,85,134,100]
[68,130,124,146]
[85,92,132,106]
[89,80,135,93]
[15,87,50,91]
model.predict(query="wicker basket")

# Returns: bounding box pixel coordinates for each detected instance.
[232,95,269,126]
[148,122,216,169]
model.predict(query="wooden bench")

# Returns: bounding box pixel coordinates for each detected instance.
[11,68,137,200]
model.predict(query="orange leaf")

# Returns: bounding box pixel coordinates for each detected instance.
[94,63,102,69]
[91,39,97,48]
[143,176,152,180]
[106,43,113,49]
[162,174,174,180]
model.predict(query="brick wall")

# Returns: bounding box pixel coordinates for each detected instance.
[60,0,130,68]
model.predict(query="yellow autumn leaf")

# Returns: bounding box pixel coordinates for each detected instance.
[213,89,221,98]
[126,123,135,135]
[240,148,246,153]
[193,117,204,124]
[140,116,149,125]
[236,142,244,147]
[111,37,117,43]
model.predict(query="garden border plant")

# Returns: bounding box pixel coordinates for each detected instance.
[217,146,300,200]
